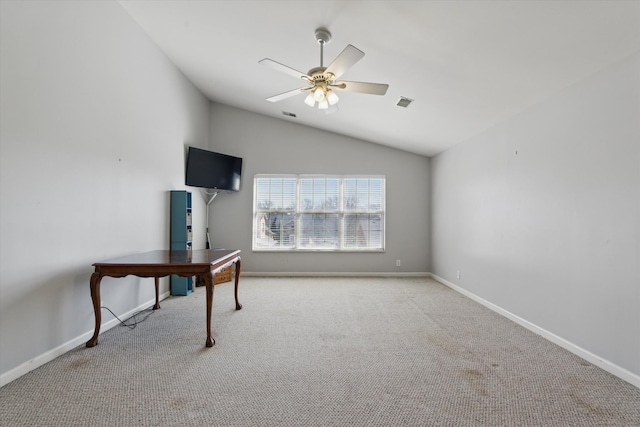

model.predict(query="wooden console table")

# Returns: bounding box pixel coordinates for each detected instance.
[86,249,241,348]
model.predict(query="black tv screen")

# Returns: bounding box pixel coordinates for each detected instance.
[185,147,242,191]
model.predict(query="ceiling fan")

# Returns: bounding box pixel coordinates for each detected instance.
[259,28,389,111]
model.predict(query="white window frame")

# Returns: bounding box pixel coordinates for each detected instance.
[253,174,385,252]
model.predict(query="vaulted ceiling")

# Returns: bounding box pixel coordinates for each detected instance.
[118,1,640,157]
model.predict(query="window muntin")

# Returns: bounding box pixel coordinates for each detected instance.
[253,175,385,251]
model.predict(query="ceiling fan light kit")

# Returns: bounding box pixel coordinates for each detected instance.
[259,27,389,111]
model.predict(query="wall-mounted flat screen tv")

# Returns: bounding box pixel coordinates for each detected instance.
[185,146,243,191]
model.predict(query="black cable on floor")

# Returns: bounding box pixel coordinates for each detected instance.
[100,306,155,330]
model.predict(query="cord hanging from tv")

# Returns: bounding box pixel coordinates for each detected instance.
[185,146,243,191]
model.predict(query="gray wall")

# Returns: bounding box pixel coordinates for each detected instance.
[205,103,431,274]
[430,52,640,379]
[0,1,210,383]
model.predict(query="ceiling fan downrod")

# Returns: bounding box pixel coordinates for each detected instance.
[315,28,331,68]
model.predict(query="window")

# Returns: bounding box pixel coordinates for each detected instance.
[253,175,385,251]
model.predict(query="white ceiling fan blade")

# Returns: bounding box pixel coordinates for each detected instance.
[265,87,309,102]
[324,45,364,79]
[333,81,389,95]
[259,58,310,80]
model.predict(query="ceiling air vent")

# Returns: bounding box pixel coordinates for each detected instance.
[396,97,414,108]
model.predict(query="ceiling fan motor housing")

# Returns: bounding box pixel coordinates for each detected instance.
[307,67,334,83]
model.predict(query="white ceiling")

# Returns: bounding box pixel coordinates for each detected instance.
[118,1,640,157]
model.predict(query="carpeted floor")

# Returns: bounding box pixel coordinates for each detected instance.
[1,277,638,426]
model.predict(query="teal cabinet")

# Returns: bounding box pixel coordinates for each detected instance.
[170,190,193,295]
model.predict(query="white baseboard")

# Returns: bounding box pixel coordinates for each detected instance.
[0,292,170,388]
[241,271,431,278]
[430,273,640,389]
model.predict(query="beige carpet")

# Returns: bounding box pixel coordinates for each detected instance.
[1,277,638,426]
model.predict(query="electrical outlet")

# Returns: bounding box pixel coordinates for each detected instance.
[396,260,401,267]
[456,270,461,279]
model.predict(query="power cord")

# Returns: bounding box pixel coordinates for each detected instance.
[100,306,155,330]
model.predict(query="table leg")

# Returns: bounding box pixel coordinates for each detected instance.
[234,258,242,310]
[153,277,161,310]
[201,272,215,347]
[86,272,103,347]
